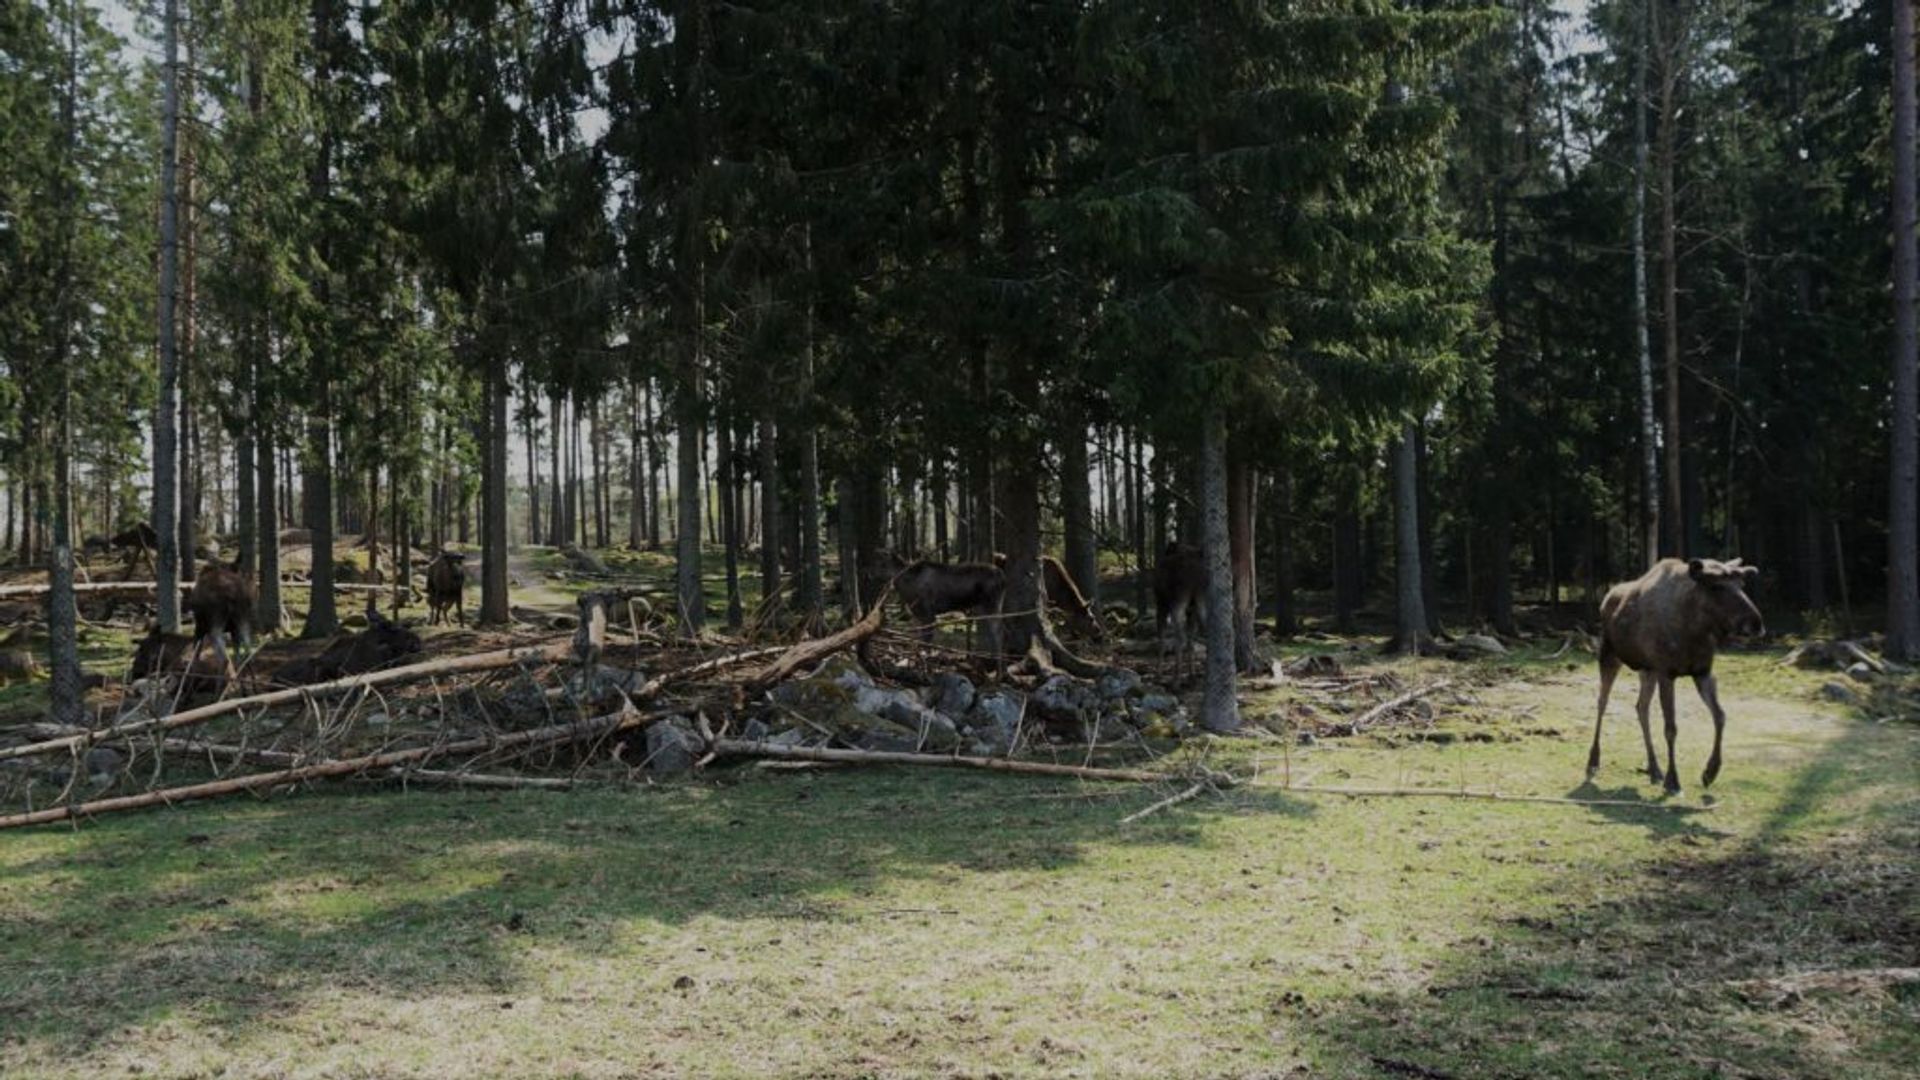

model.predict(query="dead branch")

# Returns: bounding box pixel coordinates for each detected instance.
[1119,781,1208,824]
[0,701,680,829]
[385,767,582,791]
[1349,680,1454,732]
[711,737,1176,783]
[745,585,889,691]
[0,638,577,762]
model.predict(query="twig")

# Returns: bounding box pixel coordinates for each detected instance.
[1350,680,1454,733]
[1119,781,1208,824]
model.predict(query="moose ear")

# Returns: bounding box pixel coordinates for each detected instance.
[1741,565,1759,582]
[1687,558,1705,580]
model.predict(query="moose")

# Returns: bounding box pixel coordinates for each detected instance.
[1153,542,1207,675]
[990,553,1105,639]
[128,560,258,701]
[425,551,467,625]
[1588,557,1766,794]
[890,556,1007,655]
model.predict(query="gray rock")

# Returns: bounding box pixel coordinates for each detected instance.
[1095,668,1143,700]
[765,728,810,749]
[83,747,125,789]
[1453,633,1508,656]
[878,698,962,750]
[965,690,1025,755]
[644,720,700,776]
[928,673,976,718]
[1031,675,1097,723]
[1819,681,1861,704]
[1083,714,1134,744]
[738,717,771,742]
[1135,691,1180,715]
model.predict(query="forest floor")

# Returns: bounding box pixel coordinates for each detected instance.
[0,620,1914,1078]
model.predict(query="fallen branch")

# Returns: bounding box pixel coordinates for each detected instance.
[0,638,577,762]
[634,644,790,700]
[1349,679,1453,732]
[0,701,679,829]
[1119,781,1207,824]
[0,581,190,599]
[745,585,889,691]
[712,737,1175,783]
[386,767,582,791]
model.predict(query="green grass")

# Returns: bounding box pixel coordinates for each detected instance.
[0,649,1914,1078]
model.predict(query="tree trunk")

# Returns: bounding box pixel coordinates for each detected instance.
[46,4,81,728]
[1392,423,1429,655]
[299,0,337,639]
[1060,421,1097,608]
[1130,428,1149,621]
[1333,467,1362,634]
[1270,465,1297,638]
[1892,0,1920,658]
[1656,0,1684,558]
[629,380,646,549]
[1227,456,1258,672]
[676,383,706,635]
[719,418,742,630]
[525,378,540,548]
[1198,409,1239,733]
[1632,0,1661,569]
[758,409,781,612]
[479,356,511,625]
[178,30,199,584]
[256,379,283,634]
[154,0,183,633]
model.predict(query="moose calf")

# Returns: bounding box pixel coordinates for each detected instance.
[1589,557,1765,794]
[425,551,467,625]
[1153,542,1207,672]
[892,557,1006,655]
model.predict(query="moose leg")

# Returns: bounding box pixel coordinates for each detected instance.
[1694,673,1727,789]
[1634,671,1661,784]
[1587,654,1621,779]
[1658,674,1681,794]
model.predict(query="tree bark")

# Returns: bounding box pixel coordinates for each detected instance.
[1061,421,1098,610]
[1227,455,1258,672]
[1632,0,1661,568]
[299,0,338,639]
[719,417,742,630]
[1655,0,1684,558]
[1892,0,1920,659]
[46,3,81,729]
[1270,466,1298,638]
[1392,423,1430,655]
[479,356,511,625]
[1198,409,1239,732]
[154,0,183,634]
[758,410,781,612]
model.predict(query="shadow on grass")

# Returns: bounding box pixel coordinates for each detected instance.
[0,761,1312,1056]
[1293,716,1920,1079]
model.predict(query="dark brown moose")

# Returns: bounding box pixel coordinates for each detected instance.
[990,553,1105,639]
[1588,557,1765,794]
[1153,542,1207,673]
[891,557,1006,655]
[425,551,467,625]
[132,562,257,700]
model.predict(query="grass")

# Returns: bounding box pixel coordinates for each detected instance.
[0,646,1914,1078]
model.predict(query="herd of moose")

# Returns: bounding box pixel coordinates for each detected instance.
[67,516,1766,795]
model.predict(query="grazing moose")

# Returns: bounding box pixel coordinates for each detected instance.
[990,553,1105,639]
[425,551,467,625]
[891,556,1007,656]
[110,522,160,572]
[1588,557,1766,794]
[1153,542,1207,676]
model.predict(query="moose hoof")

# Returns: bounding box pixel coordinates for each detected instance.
[1663,775,1682,796]
[1701,762,1721,789]
[1645,765,1664,786]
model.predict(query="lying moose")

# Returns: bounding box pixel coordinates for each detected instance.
[1588,557,1765,794]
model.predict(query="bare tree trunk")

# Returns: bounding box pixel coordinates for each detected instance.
[719,418,742,630]
[1892,0,1920,659]
[179,28,199,582]
[1270,465,1297,638]
[629,381,646,549]
[47,2,81,729]
[1198,409,1239,733]
[758,409,781,612]
[1227,456,1258,672]
[1060,420,1097,609]
[154,0,183,633]
[479,356,511,625]
[256,369,283,634]
[1131,428,1148,620]
[676,371,706,635]
[299,0,338,639]
[796,231,824,628]
[1633,0,1661,568]
[1392,423,1430,655]
[1656,0,1684,558]
[524,378,540,548]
